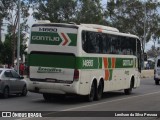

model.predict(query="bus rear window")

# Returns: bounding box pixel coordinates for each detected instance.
[82,30,137,55]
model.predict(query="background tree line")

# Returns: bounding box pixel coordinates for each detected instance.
[0,0,160,65]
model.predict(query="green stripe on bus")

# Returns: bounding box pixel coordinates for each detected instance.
[29,54,75,68]
[109,69,113,80]
[28,54,135,69]
[108,58,112,68]
[68,33,77,46]
[76,57,99,69]
[98,57,102,68]
[115,58,134,68]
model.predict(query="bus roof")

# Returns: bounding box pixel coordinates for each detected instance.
[32,21,140,40]
[80,24,119,32]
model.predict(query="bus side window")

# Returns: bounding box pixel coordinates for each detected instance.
[89,32,97,53]
[98,33,103,53]
[102,34,107,54]
[137,39,141,72]
[82,31,87,52]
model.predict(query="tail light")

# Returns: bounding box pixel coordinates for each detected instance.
[73,69,79,81]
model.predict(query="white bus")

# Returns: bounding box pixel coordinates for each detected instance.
[27,21,141,102]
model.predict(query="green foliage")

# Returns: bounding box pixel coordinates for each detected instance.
[105,0,160,43]
[0,40,3,64]
[31,0,77,22]
[0,0,30,65]
[30,0,105,24]
[1,34,12,64]
[76,0,104,24]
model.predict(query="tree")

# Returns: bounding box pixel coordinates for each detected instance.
[105,0,160,50]
[1,34,12,65]
[2,0,30,65]
[76,0,104,24]
[147,45,159,58]
[30,0,77,23]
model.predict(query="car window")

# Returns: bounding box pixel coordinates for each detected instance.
[4,70,13,77]
[0,70,2,74]
[11,70,20,78]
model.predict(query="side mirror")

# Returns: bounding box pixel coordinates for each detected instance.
[20,76,24,79]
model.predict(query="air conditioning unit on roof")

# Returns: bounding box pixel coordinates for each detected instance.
[80,24,119,32]
[37,20,51,23]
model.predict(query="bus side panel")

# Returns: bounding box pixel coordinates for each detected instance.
[78,69,105,95]
[78,70,91,95]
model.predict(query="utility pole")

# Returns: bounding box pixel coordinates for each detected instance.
[17,0,21,74]
[142,2,146,69]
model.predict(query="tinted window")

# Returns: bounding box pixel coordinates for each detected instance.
[82,31,102,53]
[0,70,2,74]
[157,60,160,67]
[11,70,20,78]
[4,71,13,77]
[82,30,137,56]
[137,39,141,72]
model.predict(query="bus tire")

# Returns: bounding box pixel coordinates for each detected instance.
[155,80,159,85]
[86,81,96,102]
[95,80,103,100]
[43,93,52,101]
[124,79,134,95]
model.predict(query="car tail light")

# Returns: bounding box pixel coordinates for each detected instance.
[73,69,79,81]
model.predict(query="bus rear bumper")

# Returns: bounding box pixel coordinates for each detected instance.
[27,81,80,95]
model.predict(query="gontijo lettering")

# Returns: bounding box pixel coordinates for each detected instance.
[32,36,60,41]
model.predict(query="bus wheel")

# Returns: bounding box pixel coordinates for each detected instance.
[43,93,52,101]
[95,80,103,100]
[87,82,96,102]
[124,79,134,95]
[155,80,159,85]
